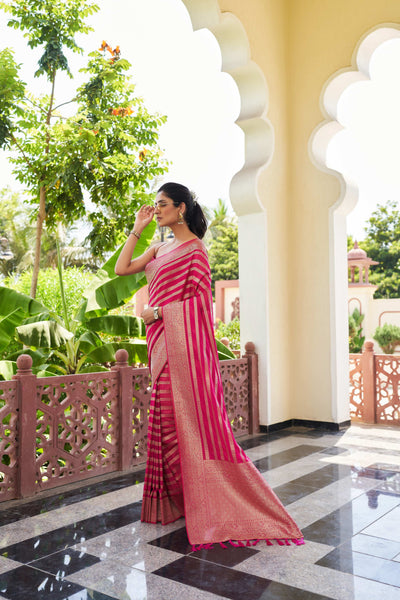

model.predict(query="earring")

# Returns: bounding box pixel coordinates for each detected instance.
[178,211,184,225]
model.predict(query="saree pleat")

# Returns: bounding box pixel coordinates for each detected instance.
[141,239,304,547]
[141,362,184,524]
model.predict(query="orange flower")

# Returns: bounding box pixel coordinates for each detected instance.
[139,149,148,161]
[99,40,108,51]
[110,106,133,117]
[120,107,133,116]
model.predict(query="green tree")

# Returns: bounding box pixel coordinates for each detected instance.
[0,187,33,276]
[348,308,364,353]
[206,198,230,239]
[0,188,100,275]
[347,234,355,252]
[358,201,400,298]
[207,221,239,294]
[0,0,167,297]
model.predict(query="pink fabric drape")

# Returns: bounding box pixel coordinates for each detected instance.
[141,239,303,547]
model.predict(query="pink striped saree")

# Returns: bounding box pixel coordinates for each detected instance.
[141,238,303,548]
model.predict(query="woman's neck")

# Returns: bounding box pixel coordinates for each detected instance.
[168,223,197,243]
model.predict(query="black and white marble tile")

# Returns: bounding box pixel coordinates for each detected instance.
[0,425,400,600]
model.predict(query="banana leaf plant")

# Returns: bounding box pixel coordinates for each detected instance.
[0,220,235,380]
[0,223,156,378]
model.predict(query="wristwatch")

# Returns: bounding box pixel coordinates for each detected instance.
[153,306,160,321]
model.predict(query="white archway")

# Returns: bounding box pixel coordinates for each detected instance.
[182,0,273,423]
[311,24,400,423]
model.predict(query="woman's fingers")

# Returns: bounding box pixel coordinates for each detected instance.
[134,206,155,232]
[139,205,154,216]
[136,205,155,226]
[141,306,154,325]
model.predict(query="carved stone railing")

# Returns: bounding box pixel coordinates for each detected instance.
[0,343,258,502]
[349,341,400,425]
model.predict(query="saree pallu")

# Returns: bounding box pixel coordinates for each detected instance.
[141,238,303,547]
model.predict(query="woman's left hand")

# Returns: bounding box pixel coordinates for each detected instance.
[141,306,161,325]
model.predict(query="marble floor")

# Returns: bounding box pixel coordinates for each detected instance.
[0,424,400,599]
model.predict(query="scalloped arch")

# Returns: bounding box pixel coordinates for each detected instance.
[182,0,271,216]
[310,24,400,424]
[311,24,400,216]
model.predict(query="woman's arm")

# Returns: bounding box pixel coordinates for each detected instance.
[141,305,163,325]
[142,248,210,326]
[115,205,156,276]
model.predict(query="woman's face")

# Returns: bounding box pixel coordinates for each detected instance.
[154,192,182,227]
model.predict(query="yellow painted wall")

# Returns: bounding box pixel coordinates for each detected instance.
[219,0,293,424]
[287,0,400,422]
[218,0,400,425]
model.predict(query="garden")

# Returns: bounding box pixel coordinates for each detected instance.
[0,0,240,380]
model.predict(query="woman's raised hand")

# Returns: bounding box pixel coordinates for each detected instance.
[134,204,155,232]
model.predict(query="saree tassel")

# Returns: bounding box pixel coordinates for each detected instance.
[196,537,304,551]
[191,544,207,551]
[291,538,305,545]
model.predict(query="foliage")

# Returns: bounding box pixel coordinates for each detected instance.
[373,323,400,354]
[51,43,168,255]
[205,198,230,240]
[215,317,240,352]
[4,267,95,322]
[207,222,239,295]
[347,234,355,252]
[0,0,168,296]
[0,187,102,275]
[215,337,235,360]
[205,200,238,294]
[358,200,400,298]
[0,187,33,276]
[0,222,156,377]
[348,308,365,353]
[0,47,26,146]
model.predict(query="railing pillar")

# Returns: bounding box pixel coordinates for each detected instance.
[361,341,376,424]
[13,354,37,498]
[112,349,134,470]
[244,342,259,434]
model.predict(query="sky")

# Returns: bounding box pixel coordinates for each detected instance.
[327,37,400,240]
[0,0,243,215]
[1,1,400,241]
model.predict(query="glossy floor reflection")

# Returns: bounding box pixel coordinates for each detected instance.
[0,424,400,600]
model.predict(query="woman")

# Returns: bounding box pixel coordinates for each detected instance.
[115,182,303,549]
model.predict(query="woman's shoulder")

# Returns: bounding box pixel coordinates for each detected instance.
[188,236,206,249]
[149,241,167,257]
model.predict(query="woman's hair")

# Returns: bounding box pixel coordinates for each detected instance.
[157,182,208,239]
